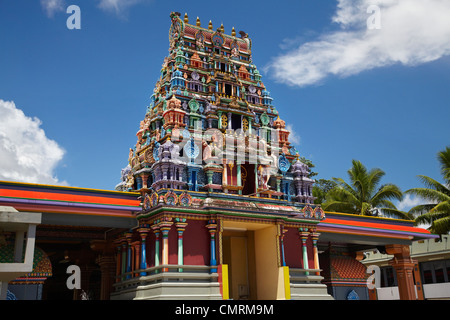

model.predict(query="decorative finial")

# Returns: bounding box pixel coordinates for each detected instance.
[184,13,189,23]
[220,23,224,33]
[196,16,201,26]
[208,20,213,30]
[231,27,236,37]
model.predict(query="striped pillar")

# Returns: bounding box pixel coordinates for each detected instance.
[280,226,287,267]
[237,164,242,195]
[159,217,173,272]
[114,239,123,283]
[175,218,188,272]
[137,225,150,276]
[125,232,133,279]
[151,224,161,273]
[218,111,222,129]
[206,220,218,273]
[121,242,127,281]
[255,165,259,196]
[311,231,321,276]
[299,228,310,275]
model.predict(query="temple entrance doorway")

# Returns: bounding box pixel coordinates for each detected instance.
[222,221,279,300]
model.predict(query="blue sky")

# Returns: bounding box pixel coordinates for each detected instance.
[1,0,449,211]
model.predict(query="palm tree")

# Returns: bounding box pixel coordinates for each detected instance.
[322,160,407,219]
[406,147,450,234]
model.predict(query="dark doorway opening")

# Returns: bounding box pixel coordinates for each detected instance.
[241,163,255,196]
[231,113,241,130]
[225,83,232,96]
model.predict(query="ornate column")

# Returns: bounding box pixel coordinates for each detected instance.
[279,225,287,267]
[223,160,228,190]
[310,231,321,276]
[125,232,134,279]
[136,177,143,190]
[133,242,140,277]
[121,242,127,281]
[237,163,242,195]
[113,239,123,283]
[90,240,116,300]
[218,111,222,129]
[96,254,116,300]
[206,219,218,273]
[175,218,188,271]
[299,228,310,275]
[151,223,161,272]
[141,174,149,189]
[159,217,173,272]
[137,225,150,276]
[386,244,417,300]
[206,171,214,192]
[254,164,259,196]
[276,176,282,199]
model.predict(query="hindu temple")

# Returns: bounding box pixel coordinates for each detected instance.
[0,12,437,301]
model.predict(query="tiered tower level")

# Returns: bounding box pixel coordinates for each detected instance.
[116,12,315,204]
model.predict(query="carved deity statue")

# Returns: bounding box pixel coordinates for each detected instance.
[258,165,270,190]
[231,47,239,58]
[125,173,135,190]
[202,140,212,162]
[128,148,134,164]
[137,120,145,140]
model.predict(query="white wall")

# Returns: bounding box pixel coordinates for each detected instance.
[377,283,450,300]
[423,283,450,300]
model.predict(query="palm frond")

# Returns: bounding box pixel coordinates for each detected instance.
[429,200,450,214]
[408,203,437,215]
[376,199,398,209]
[322,200,357,214]
[415,210,448,224]
[430,216,450,235]
[437,146,450,183]
[332,177,358,198]
[406,188,449,203]
[371,184,403,206]
[381,208,414,220]
[366,168,385,198]
[416,175,450,195]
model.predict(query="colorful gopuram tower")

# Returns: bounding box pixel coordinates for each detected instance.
[112,12,329,300]
[116,12,314,203]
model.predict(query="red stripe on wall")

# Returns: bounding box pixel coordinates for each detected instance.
[0,201,136,218]
[321,218,431,234]
[0,188,140,207]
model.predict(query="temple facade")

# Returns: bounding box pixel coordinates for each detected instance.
[111,12,324,300]
[107,13,436,301]
[0,12,439,301]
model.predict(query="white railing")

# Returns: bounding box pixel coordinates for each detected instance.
[113,264,217,292]
[289,268,324,283]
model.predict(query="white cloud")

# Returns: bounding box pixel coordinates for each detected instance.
[40,0,65,18]
[397,194,423,212]
[0,99,67,185]
[266,0,450,87]
[97,0,145,16]
[286,123,301,146]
